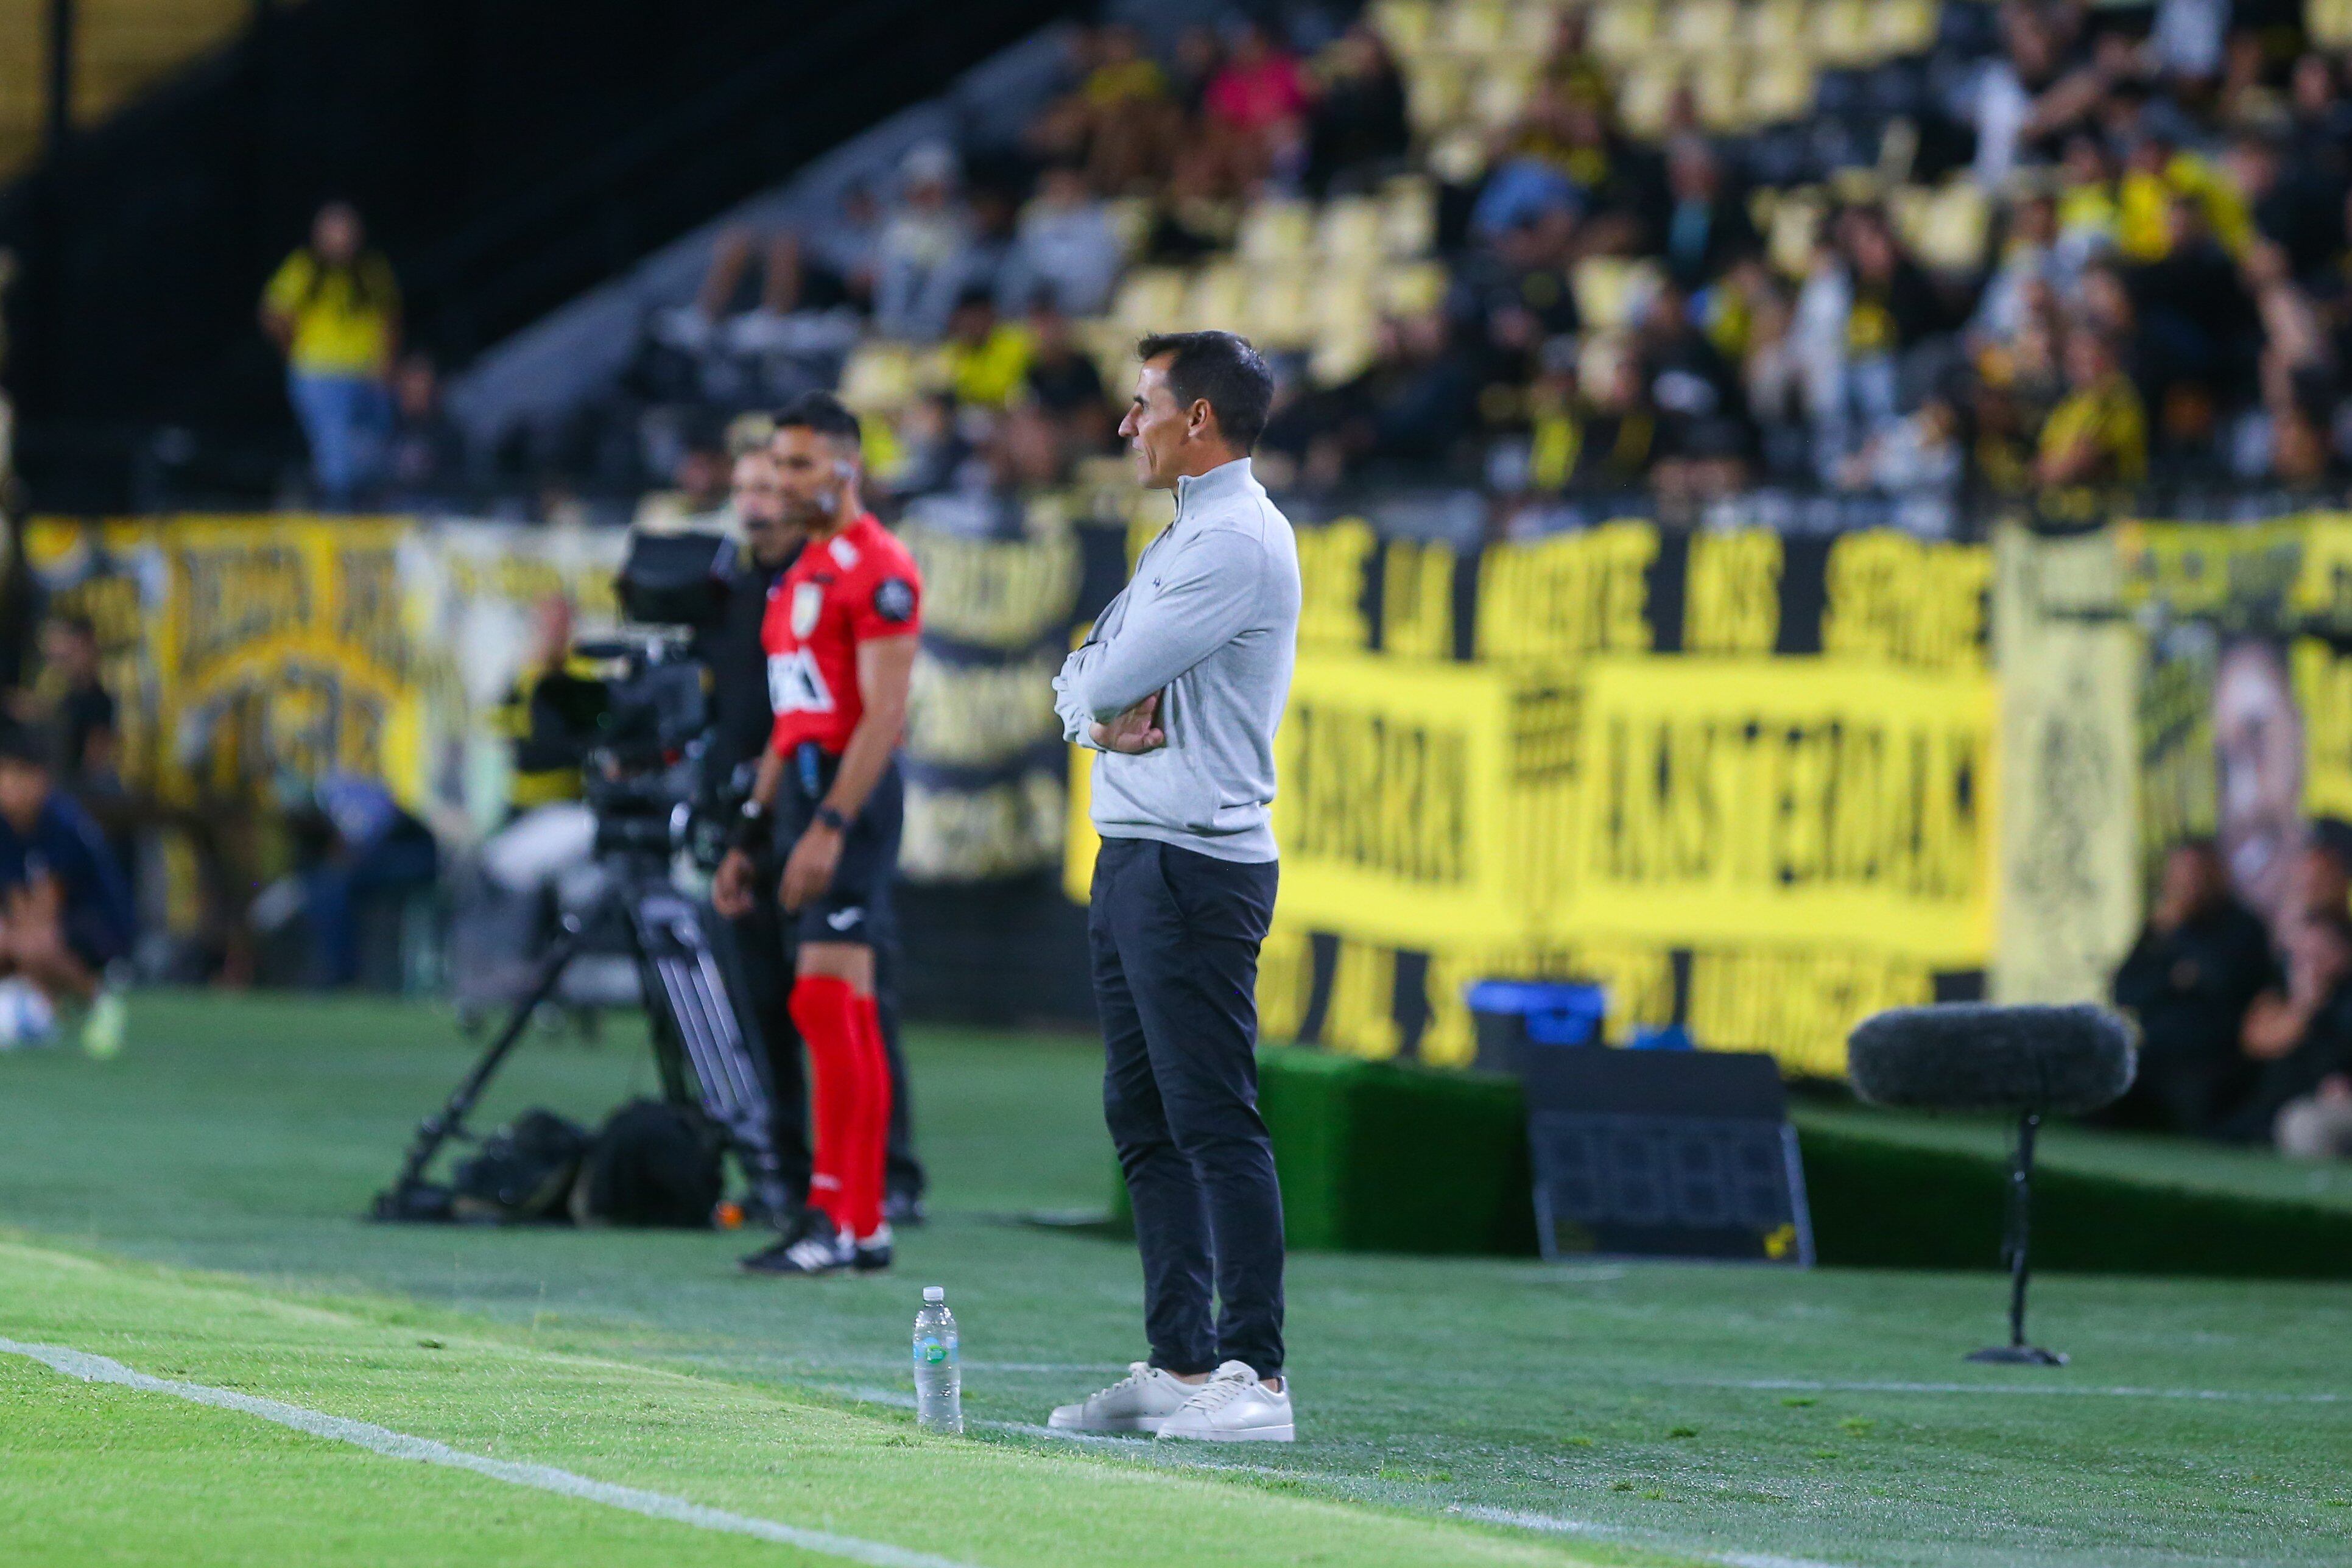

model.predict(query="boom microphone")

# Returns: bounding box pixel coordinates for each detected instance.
[1847,1003,2136,1117]
[1845,1001,2138,1367]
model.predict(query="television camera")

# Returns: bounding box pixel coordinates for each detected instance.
[374,530,792,1227]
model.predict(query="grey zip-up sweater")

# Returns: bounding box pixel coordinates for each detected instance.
[1052,457,1301,863]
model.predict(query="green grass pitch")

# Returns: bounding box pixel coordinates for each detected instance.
[1,992,2348,1567]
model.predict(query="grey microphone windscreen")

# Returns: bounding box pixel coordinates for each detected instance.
[1847,1003,2136,1116]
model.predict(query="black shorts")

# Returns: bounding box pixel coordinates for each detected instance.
[772,745,902,947]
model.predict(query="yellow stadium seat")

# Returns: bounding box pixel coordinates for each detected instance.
[1099,196,1154,261]
[1406,54,1469,135]
[1615,64,1678,139]
[1371,0,1437,55]
[1378,261,1451,318]
[1380,174,1439,258]
[1074,318,1140,392]
[1507,0,1565,54]
[1590,0,1658,62]
[1111,267,1190,338]
[1249,262,1320,351]
[1744,0,1808,52]
[1438,0,1510,54]
[1469,66,1538,132]
[1870,0,1940,58]
[1667,0,1740,54]
[1763,185,1827,277]
[1572,256,1662,330]
[1808,0,1875,66]
[1238,198,1315,267]
[1904,180,1990,273]
[1311,275,1380,384]
[1747,57,1817,126]
[2317,0,2352,49]
[1695,57,1748,132]
[1184,262,1251,333]
[838,342,918,414]
[1312,329,1381,387]
[1317,195,1387,271]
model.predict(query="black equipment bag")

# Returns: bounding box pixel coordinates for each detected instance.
[450,1109,591,1223]
[570,1099,724,1228]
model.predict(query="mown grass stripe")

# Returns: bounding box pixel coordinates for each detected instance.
[0,1336,977,1568]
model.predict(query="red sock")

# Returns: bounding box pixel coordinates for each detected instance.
[789,976,863,1237]
[848,993,894,1239]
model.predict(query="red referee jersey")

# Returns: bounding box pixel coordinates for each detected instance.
[762,513,923,758]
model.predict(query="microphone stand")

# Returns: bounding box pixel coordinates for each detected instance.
[1966,1111,2068,1366]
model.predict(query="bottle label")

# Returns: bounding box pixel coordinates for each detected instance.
[921,1343,949,1365]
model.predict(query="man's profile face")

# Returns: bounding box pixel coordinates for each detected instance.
[0,758,49,832]
[770,426,856,528]
[733,451,798,568]
[1119,357,1193,490]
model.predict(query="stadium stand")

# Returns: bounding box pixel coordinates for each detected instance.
[414,0,2352,542]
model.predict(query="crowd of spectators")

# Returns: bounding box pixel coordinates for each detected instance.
[2113,831,2352,1161]
[0,543,133,1050]
[543,3,2352,540]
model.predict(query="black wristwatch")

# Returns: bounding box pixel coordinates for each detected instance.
[813,803,850,834]
[727,798,769,855]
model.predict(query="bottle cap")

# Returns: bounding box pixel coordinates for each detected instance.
[923,1285,945,1303]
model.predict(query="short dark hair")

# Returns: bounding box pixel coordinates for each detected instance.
[0,719,51,769]
[1135,330,1274,452]
[772,390,864,449]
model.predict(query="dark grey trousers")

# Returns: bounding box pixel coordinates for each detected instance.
[1089,835,1284,1379]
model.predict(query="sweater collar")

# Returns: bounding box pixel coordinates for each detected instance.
[1172,457,1258,521]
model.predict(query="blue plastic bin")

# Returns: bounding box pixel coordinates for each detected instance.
[1464,980,1607,1070]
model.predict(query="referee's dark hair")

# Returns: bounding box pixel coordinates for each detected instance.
[1136,330,1274,452]
[772,390,864,450]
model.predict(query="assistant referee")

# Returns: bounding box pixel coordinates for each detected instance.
[1048,331,1302,1443]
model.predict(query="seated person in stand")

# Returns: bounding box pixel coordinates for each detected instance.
[2217,904,2352,1153]
[0,721,133,1052]
[2109,839,2273,1133]
[2239,839,2351,1063]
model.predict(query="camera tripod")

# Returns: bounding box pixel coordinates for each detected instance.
[372,851,790,1228]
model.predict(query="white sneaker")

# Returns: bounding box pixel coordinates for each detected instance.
[1155,1361,1294,1443]
[1047,1362,1197,1434]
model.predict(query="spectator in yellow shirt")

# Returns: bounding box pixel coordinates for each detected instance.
[2037,331,2147,489]
[260,202,401,507]
[936,291,1033,409]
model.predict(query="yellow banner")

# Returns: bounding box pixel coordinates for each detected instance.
[1270,651,1518,947]
[1568,657,1997,966]
[30,515,433,810]
[1991,527,2143,1005]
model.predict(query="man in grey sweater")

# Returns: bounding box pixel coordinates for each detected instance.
[1047,331,1302,1443]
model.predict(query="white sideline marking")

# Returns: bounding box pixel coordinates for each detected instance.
[0,1337,976,1568]
[1458,1506,1847,1568]
[1706,1378,2345,1404]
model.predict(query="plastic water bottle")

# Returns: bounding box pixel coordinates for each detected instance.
[912,1286,962,1433]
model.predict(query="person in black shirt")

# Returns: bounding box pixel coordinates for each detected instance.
[38,615,118,798]
[2216,904,2352,1145]
[2110,840,2274,1133]
[1023,299,1111,450]
[0,720,134,1008]
[709,440,927,1222]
